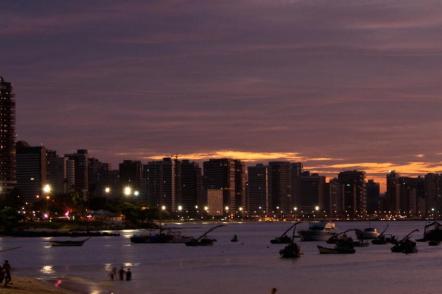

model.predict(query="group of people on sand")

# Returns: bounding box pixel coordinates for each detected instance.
[109,266,132,281]
[0,260,12,287]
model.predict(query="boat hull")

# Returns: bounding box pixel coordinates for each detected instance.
[317,245,355,254]
[300,231,334,241]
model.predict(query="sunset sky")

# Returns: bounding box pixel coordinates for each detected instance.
[2,0,442,189]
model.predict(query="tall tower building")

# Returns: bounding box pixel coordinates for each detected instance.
[247,164,268,212]
[66,149,89,199]
[338,170,367,214]
[0,76,16,195]
[268,161,292,212]
[203,159,237,210]
[144,158,177,210]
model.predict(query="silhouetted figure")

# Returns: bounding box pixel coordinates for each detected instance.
[125,268,132,281]
[271,288,278,294]
[3,260,11,287]
[0,265,4,284]
[109,267,117,281]
[118,267,125,281]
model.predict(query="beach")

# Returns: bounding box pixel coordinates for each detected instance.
[1,276,74,294]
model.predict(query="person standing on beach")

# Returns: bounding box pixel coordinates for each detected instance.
[125,268,132,281]
[3,260,11,287]
[118,267,125,281]
[0,264,4,284]
[109,267,117,281]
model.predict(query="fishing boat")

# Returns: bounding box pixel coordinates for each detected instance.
[327,229,368,247]
[417,221,442,242]
[280,242,301,258]
[185,224,225,247]
[391,229,418,254]
[130,228,192,244]
[299,221,336,241]
[49,238,90,247]
[318,236,356,254]
[359,227,380,240]
[270,222,302,244]
[317,245,355,254]
[371,225,395,245]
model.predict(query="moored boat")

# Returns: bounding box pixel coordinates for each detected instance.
[317,245,355,254]
[185,224,225,247]
[130,229,192,244]
[300,221,336,241]
[280,242,301,258]
[49,238,90,247]
[391,229,418,254]
[271,221,302,244]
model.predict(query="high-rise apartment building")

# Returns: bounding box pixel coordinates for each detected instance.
[247,164,268,212]
[145,158,177,210]
[0,76,16,195]
[338,170,367,214]
[16,142,47,201]
[66,149,89,199]
[203,159,238,210]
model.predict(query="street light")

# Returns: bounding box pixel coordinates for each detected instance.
[225,206,229,212]
[293,206,298,211]
[177,205,183,212]
[161,205,167,211]
[315,205,320,212]
[204,206,209,212]
[133,190,140,197]
[42,184,52,195]
[123,186,132,196]
[104,187,111,194]
[238,207,244,212]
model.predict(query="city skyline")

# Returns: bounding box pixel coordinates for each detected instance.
[2,1,442,190]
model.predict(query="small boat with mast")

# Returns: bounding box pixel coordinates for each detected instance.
[271,221,302,244]
[185,224,225,247]
[416,221,442,243]
[279,225,302,259]
[371,224,396,245]
[391,229,419,254]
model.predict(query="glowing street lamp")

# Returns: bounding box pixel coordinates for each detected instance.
[123,186,133,196]
[177,205,183,212]
[225,206,230,212]
[204,206,209,212]
[104,187,111,194]
[314,205,320,212]
[42,184,52,194]
[293,206,298,211]
[161,205,167,211]
[238,207,244,212]
[133,190,140,197]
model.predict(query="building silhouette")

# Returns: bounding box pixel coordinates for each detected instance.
[0,76,16,195]
[16,141,47,201]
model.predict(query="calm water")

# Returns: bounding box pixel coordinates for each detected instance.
[1,221,442,294]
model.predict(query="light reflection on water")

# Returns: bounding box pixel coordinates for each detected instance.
[40,265,55,274]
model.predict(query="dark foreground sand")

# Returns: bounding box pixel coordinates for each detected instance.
[1,277,74,294]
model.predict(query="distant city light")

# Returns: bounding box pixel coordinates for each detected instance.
[225,206,229,211]
[204,206,209,211]
[104,187,111,194]
[161,205,167,211]
[315,206,320,211]
[177,205,183,211]
[133,190,140,196]
[293,206,298,211]
[123,186,132,196]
